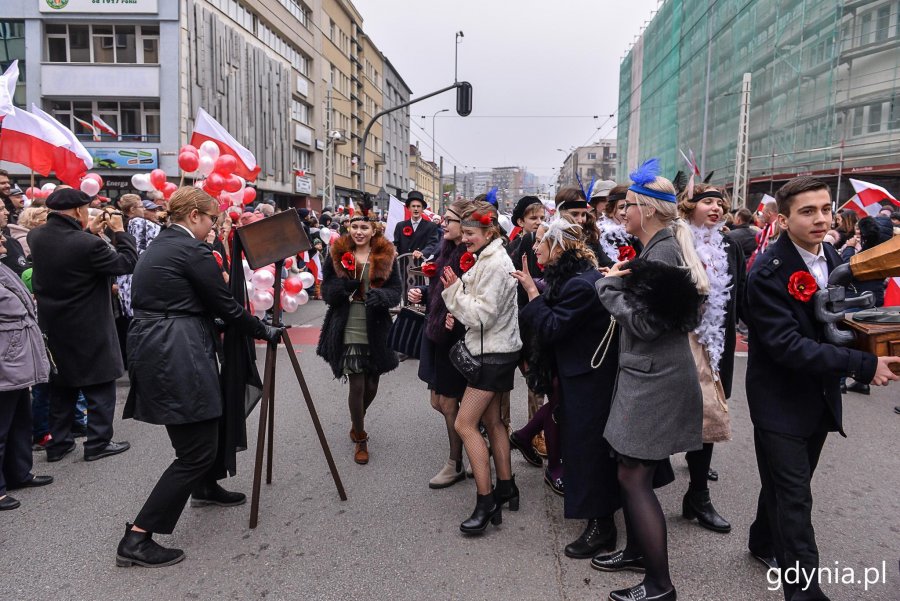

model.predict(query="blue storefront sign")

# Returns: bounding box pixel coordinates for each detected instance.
[89,148,159,170]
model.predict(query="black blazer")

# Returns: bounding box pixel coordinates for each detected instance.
[745,234,877,437]
[27,213,138,387]
[393,218,440,257]
[726,224,758,260]
[719,236,746,398]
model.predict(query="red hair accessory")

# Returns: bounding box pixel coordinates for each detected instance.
[460,252,476,273]
[341,252,356,271]
[787,271,817,302]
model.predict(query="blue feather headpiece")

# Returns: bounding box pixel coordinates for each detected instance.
[485,187,498,206]
[576,172,596,203]
[628,158,676,203]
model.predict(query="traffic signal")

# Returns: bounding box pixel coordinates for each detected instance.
[456,82,472,117]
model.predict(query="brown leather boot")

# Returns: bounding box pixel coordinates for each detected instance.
[351,430,369,464]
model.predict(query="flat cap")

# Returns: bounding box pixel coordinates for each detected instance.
[46,188,91,210]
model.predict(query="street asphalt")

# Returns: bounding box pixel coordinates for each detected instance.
[1,300,898,601]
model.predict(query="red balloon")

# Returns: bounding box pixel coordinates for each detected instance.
[149,169,167,191]
[178,152,199,172]
[180,144,199,156]
[163,182,178,200]
[206,172,226,192]
[24,186,39,199]
[223,174,242,193]
[214,155,238,175]
[284,257,294,269]
[242,187,256,205]
[219,201,230,213]
[283,277,303,295]
[227,208,242,221]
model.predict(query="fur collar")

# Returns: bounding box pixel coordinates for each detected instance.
[621,258,702,333]
[690,224,732,372]
[329,234,396,287]
[542,250,596,304]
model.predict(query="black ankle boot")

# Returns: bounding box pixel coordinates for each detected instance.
[682,488,731,533]
[116,523,185,568]
[460,493,502,535]
[191,482,247,507]
[494,476,520,511]
[564,517,617,559]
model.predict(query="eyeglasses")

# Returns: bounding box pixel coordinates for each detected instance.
[441,217,461,225]
[205,213,219,225]
[623,202,642,210]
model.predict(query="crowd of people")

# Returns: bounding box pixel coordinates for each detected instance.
[1,163,899,601]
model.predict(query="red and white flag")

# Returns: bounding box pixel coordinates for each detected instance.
[31,104,93,187]
[0,108,70,176]
[92,113,117,136]
[303,251,322,283]
[885,277,900,307]
[0,60,18,117]
[842,178,900,218]
[74,116,100,141]
[756,193,776,214]
[190,107,260,181]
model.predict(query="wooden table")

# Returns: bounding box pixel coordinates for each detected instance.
[843,315,900,359]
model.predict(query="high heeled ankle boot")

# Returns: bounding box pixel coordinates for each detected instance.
[115,523,185,568]
[494,476,520,511]
[682,488,731,533]
[564,517,618,559]
[459,493,502,535]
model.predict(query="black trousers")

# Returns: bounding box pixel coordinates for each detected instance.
[753,426,830,601]
[0,389,34,495]
[134,418,219,534]
[48,381,116,456]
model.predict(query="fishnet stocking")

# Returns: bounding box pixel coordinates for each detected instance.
[456,387,512,494]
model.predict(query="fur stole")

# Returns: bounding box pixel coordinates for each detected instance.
[690,224,732,372]
[621,258,702,334]
[329,233,395,288]
[541,249,597,305]
[425,240,467,344]
[598,216,630,263]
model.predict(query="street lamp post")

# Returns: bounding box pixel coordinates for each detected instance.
[455,31,464,83]
[430,108,449,206]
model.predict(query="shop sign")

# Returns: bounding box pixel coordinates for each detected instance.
[41,0,159,13]
[89,148,158,170]
[295,175,313,195]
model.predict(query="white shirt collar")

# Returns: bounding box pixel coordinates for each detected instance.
[410,216,421,224]
[791,240,829,287]
[171,223,196,239]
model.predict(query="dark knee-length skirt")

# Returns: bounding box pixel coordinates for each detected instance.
[418,334,467,398]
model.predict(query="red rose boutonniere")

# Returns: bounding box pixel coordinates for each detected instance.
[341,252,356,271]
[403,225,414,237]
[787,271,818,302]
[460,252,476,273]
[617,245,637,261]
[421,262,438,277]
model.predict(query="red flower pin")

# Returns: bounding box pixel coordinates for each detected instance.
[341,252,356,271]
[617,245,637,261]
[403,225,414,237]
[787,271,818,302]
[421,262,438,277]
[460,252,476,273]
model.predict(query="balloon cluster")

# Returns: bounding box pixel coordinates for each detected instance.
[130,169,177,200]
[24,182,61,201]
[79,173,104,197]
[178,142,256,212]
[243,258,314,316]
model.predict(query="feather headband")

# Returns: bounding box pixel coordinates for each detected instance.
[628,158,676,203]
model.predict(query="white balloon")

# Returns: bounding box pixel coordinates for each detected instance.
[253,290,274,311]
[296,289,309,306]
[131,173,153,192]
[281,294,299,313]
[254,309,267,319]
[319,229,332,244]
[41,183,57,193]
[246,281,255,295]
[199,141,220,162]
[298,272,315,290]
[235,175,246,191]
[80,178,100,197]
[251,269,275,289]
[198,155,215,178]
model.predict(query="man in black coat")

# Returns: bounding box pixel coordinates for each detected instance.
[28,189,139,462]
[392,191,440,259]
[727,208,758,260]
[745,177,898,600]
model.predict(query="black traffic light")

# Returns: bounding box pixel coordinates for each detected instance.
[456,81,472,117]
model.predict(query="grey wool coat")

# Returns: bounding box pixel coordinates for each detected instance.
[595,228,704,461]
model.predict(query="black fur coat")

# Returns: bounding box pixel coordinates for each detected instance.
[618,258,703,334]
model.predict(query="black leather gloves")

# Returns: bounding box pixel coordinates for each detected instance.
[365,288,390,308]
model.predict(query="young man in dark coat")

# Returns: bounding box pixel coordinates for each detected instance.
[745,176,898,600]
[392,190,440,259]
[27,188,138,462]
[726,208,759,260]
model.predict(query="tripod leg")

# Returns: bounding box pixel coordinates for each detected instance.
[249,343,277,529]
[266,342,276,485]
[281,331,348,501]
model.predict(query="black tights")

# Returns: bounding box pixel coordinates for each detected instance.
[348,373,380,434]
[685,442,714,491]
[431,392,463,464]
[619,461,672,595]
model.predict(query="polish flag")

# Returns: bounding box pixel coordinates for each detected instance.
[74,116,100,141]
[843,178,900,218]
[302,251,322,282]
[0,108,71,175]
[0,60,18,117]
[190,107,260,181]
[756,193,776,214]
[31,104,93,187]
[92,113,117,136]
[885,277,900,307]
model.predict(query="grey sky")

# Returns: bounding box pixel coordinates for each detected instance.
[354,0,659,180]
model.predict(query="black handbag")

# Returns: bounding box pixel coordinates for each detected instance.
[387,305,425,358]
[449,325,483,381]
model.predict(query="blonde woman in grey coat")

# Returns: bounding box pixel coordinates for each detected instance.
[591,160,706,601]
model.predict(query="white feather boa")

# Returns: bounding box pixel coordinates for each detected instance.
[691,224,732,373]
[598,216,630,263]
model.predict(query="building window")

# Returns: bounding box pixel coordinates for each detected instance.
[292,100,311,125]
[45,24,159,64]
[890,96,900,130]
[868,102,883,133]
[876,5,891,42]
[256,21,309,76]
[47,99,160,142]
[852,106,865,136]
[1,20,26,107]
[293,146,311,171]
[858,11,873,46]
[279,0,311,29]
[587,152,597,160]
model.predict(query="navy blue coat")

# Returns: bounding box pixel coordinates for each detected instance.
[392,219,441,257]
[745,234,877,437]
[519,262,621,518]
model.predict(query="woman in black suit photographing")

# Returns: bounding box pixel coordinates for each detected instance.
[116,187,282,568]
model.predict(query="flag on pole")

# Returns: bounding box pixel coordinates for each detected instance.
[303,251,323,283]
[756,193,776,214]
[74,116,100,141]
[31,104,93,187]
[885,277,900,307]
[190,107,261,181]
[0,60,18,117]
[841,179,900,218]
[0,108,70,175]
[91,113,117,136]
